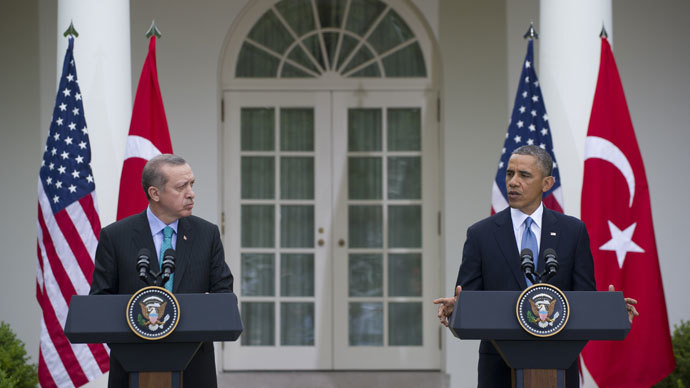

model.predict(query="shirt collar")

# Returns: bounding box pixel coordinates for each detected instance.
[510,202,544,231]
[146,206,179,236]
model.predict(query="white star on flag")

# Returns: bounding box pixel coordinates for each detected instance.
[599,220,644,267]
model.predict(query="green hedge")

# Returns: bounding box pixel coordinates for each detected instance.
[655,320,690,387]
[0,322,38,388]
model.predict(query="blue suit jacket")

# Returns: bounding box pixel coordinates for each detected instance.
[455,206,595,387]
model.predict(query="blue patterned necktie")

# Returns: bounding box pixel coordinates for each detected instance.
[160,226,174,292]
[521,217,538,286]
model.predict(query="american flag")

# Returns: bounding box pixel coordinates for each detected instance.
[36,37,109,387]
[491,39,563,214]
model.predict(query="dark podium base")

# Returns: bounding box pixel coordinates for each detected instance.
[131,371,181,388]
[513,368,564,388]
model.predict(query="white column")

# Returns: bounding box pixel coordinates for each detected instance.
[539,0,612,218]
[58,0,131,228]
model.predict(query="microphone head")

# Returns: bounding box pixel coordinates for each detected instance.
[163,248,176,260]
[543,248,557,260]
[520,248,534,260]
[137,248,152,260]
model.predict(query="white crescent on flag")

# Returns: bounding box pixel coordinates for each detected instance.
[584,136,635,207]
[123,135,162,162]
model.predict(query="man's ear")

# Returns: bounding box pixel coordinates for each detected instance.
[148,186,160,202]
[542,176,555,193]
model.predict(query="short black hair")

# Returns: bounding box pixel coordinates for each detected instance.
[512,145,553,176]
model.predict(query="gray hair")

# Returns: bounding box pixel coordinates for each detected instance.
[142,154,188,200]
[512,145,553,177]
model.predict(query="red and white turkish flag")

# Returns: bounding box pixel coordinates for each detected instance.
[116,36,173,220]
[580,38,674,387]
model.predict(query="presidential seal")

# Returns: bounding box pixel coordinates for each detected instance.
[516,284,569,337]
[126,286,180,340]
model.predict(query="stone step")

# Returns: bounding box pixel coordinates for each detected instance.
[217,371,449,388]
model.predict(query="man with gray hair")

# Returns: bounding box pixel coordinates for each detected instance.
[91,154,233,387]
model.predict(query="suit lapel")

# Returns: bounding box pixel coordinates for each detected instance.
[131,212,159,273]
[173,217,191,292]
[493,208,526,289]
[539,208,560,273]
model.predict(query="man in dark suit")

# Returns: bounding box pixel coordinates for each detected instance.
[90,154,233,388]
[435,145,599,387]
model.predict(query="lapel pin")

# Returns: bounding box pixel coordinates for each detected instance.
[183,235,188,240]
[550,232,557,236]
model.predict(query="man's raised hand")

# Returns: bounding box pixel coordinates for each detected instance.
[433,285,462,327]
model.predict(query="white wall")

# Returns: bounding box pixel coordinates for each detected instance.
[439,1,508,386]
[0,0,42,363]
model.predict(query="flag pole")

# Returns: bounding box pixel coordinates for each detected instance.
[523,21,539,40]
[146,20,162,39]
[63,21,79,38]
[599,24,609,39]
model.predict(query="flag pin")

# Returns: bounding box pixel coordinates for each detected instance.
[183,235,187,240]
[550,232,556,236]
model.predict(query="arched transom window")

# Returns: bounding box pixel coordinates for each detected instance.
[236,0,427,78]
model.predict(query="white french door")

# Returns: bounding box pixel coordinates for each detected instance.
[223,91,333,369]
[222,90,439,370]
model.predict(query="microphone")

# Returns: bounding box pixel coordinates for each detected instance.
[136,248,152,282]
[542,248,559,282]
[161,248,176,285]
[520,248,536,284]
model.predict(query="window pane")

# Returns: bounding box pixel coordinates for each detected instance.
[241,108,274,151]
[302,35,327,71]
[287,45,320,74]
[349,302,383,346]
[388,205,421,248]
[350,63,381,77]
[281,205,314,248]
[236,43,280,78]
[336,34,358,71]
[242,205,275,248]
[281,157,314,200]
[349,205,382,248]
[241,302,275,346]
[322,32,340,67]
[389,302,422,346]
[242,156,275,199]
[388,108,421,151]
[342,45,375,75]
[281,302,315,346]
[349,254,382,297]
[388,157,421,200]
[348,108,381,151]
[345,0,387,36]
[241,253,275,296]
[280,108,314,151]
[388,254,422,297]
[382,42,426,77]
[281,254,314,297]
[367,9,413,54]
[248,10,294,55]
[281,63,314,78]
[275,0,314,37]
[316,0,345,28]
[348,157,381,200]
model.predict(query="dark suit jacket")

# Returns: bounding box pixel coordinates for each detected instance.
[90,211,234,388]
[455,206,595,388]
